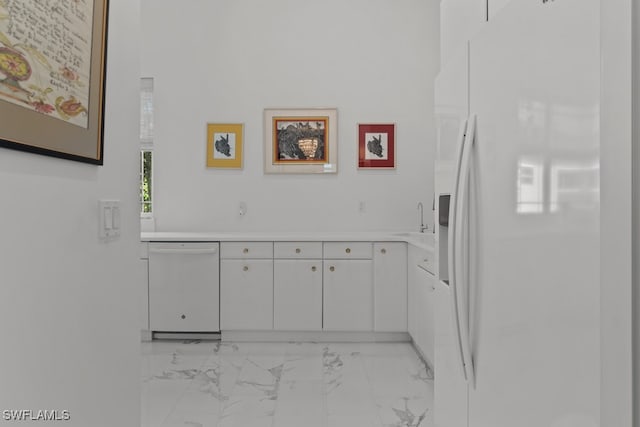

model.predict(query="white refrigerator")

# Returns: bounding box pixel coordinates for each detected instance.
[434,1,600,426]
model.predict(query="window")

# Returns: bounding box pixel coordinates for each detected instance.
[140,78,154,216]
[140,149,152,214]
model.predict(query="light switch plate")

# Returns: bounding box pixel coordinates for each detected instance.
[99,200,121,241]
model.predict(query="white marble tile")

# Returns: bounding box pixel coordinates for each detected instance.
[322,345,370,394]
[273,380,325,427]
[196,357,243,403]
[362,355,432,399]
[327,413,384,427]
[142,339,218,356]
[142,352,210,382]
[374,395,432,427]
[281,354,324,383]
[141,341,434,427]
[141,379,191,427]
[357,342,419,357]
[284,341,325,357]
[160,389,222,427]
[233,355,285,397]
[218,394,276,427]
[231,342,288,357]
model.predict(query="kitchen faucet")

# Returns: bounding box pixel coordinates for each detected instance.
[417,202,428,233]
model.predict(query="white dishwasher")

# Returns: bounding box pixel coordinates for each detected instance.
[148,242,220,332]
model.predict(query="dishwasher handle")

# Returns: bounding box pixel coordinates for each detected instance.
[149,247,218,255]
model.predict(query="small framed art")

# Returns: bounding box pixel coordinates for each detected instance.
[358,123,396,169]
[206,123,243,169]
[264,108,337,174]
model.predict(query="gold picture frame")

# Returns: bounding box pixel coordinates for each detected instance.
[263,108,338,174]
[0,0,109,164]
[206,123,244,169]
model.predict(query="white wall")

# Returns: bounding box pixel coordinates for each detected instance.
[0,1,141,425]
[141,0,440,233]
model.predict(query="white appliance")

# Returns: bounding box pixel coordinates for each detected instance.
[148,242,220,332]
[434,1,600,426]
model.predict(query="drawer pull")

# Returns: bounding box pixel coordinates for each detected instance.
[243,248,249,254]
[424,258,429,263]
[329,266,335,272]
[243,266,249,272]
[381,248,387,254]
[345,248,351,254]
[295,248,301,254]
[311,266,317,272]
[181,314,186,319]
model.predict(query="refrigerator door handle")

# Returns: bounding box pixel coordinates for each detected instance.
[448,118,468,382]
[454,114,477,387]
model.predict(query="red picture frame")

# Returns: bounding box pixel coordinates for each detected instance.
[358,123,396,169]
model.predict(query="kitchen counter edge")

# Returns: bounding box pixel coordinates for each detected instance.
[140,231,434,251]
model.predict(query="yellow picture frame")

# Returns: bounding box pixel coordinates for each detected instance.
[206,123,243,169]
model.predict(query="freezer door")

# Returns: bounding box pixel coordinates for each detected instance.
[467,0,600,426]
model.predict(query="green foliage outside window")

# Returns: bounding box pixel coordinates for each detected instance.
[140,150,152,214]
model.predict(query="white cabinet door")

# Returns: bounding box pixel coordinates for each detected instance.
[373,242,407,332]
[415,266,436,366]
[220,259,273,330]
[139,258,149,331]
[273,260,322,331]
[407,246,420,340]
[323,260,373,331]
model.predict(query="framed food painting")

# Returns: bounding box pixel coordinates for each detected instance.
[0,0,109,164]
[358,123,396,169]
[206,123,243,169]
[264,108,337,174]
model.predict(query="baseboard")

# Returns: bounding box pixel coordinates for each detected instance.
[152,331,221,340]
[221,330,411,343]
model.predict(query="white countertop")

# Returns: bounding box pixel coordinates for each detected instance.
[141,231,435,252]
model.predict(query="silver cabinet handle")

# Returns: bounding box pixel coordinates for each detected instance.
[381,248,387,254]
[243,265,249,272]
[311,266,317,272]
[345,248,351,254]
[329,266,335,272]
[181,314,186,319]
[295,248,301,254]
[243,248,249,254]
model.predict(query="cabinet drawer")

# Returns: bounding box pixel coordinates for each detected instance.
[221,242,273,259]
[274,242,322,259]
[323,242,372,259]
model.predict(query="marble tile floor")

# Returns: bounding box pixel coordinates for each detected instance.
[141,340,434,427]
